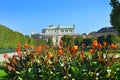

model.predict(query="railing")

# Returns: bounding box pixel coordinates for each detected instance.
[0,48,15,54]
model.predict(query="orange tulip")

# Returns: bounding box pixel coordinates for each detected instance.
[16,47,21,52]
[97,43,102,50]
[110,43,118,49]
[48,53,53,58]
[12,57,16,63]
[24,43,29,49]
[103,42,107,47]
[89,49,94,55]
[110,43,114,49]
[80,50,85,58]
[73,45,78,50]
[71,48,75,53]
[16,47,21,57]
[114,44,118,49]
[57,46,62,50]
[30,46,34,49]
[36,46,42,52]
[57,50,63,55]
[92,40,98,48]
[3,53,8,59]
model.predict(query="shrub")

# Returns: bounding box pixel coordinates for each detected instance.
[1,41,120,80]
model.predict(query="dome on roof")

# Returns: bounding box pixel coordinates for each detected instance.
[49,25,54,27]
[48,25,55,28]
[31,31,34,34]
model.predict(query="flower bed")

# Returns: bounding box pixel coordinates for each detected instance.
[1,41,120,80]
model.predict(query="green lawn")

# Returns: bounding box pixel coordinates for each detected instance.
[0,62,9,80]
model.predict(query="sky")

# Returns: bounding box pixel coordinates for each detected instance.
[0,0,113,35]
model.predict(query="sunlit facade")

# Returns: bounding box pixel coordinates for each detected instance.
[31,25,79,46]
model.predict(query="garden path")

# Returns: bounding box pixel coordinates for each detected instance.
[0,52,17,61]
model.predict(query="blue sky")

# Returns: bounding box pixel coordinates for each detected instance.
[0,0,112,35]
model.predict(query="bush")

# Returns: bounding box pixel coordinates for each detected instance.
[1,41,120,80]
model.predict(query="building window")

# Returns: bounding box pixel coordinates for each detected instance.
[61,30,64,32]
[65,30,68,32]
[70,30,73,32]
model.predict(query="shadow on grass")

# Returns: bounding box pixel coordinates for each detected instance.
[0,76,9,80]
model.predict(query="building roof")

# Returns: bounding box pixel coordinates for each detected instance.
[43,25,75,30]
[97,27,117,33]
[88,26,118,37]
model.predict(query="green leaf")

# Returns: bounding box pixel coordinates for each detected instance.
[106,73,111,78]
[71,66,79,77]
[18,76,23,80]
[91,61,97,65]
[88,71,93,77]
[55,76,59,80]
[16,71,21,75]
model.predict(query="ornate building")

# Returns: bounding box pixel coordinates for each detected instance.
[31,25,79,46]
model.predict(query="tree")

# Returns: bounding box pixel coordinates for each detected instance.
[47,37,53,47]
[97,35,106,44]
[110,0,120,34]
[74,35,83,46]
[61,35,74,47]
[106,34,115,45]
[83,38,93,47]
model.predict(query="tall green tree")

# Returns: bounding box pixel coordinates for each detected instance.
[110,0,120,34]
[106,34,116,45]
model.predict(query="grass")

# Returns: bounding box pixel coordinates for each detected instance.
[0,62,9,80]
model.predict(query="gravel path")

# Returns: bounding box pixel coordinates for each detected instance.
[0,52,17,62]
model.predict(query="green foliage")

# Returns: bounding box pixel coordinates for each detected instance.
[61,35,75,47]
[97,35,106,44]
[0,24,47,52]
[110,0,120,34]
[0,25,25,48]
[83,38,93,47]
[1,43,120,80]
[97,34,120,45]
[74,35,83,46]
[47,37,53,47]
[36,39,47,46]
[106,34,116,44]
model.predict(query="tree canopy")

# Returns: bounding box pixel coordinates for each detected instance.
[110,0,120,34]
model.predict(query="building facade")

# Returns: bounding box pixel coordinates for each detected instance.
[31,25,79,46]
